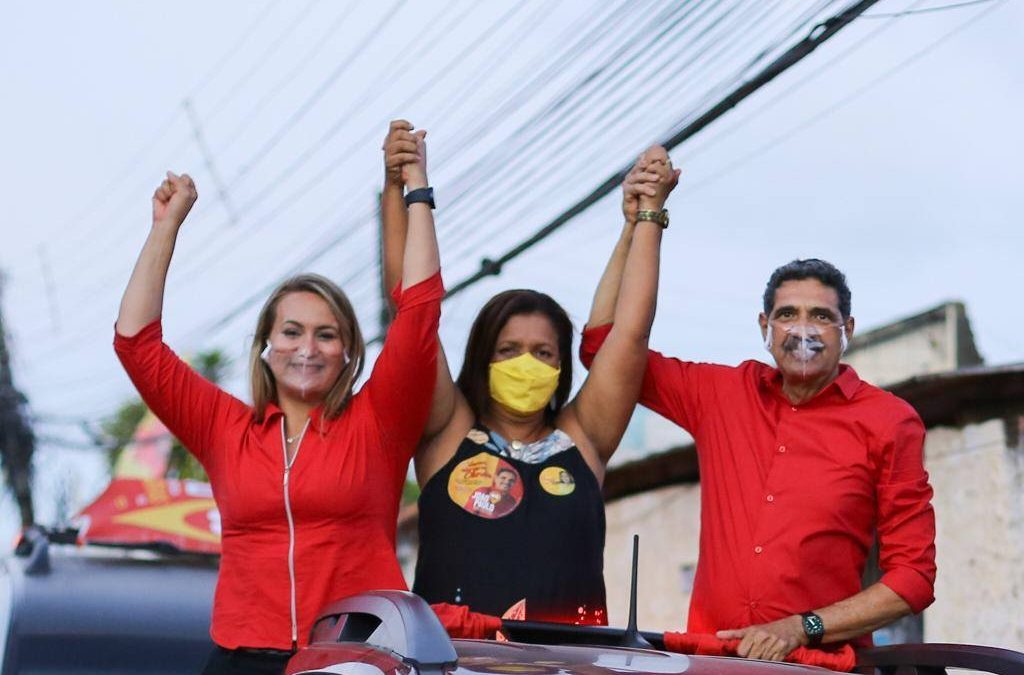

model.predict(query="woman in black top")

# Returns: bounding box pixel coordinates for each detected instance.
[381,120,679,623]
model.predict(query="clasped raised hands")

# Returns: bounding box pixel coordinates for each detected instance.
[152,171,198,229]
[622,146,680,224]
[382,119,428,190]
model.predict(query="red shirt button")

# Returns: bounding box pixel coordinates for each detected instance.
[766,495,775,503]
[779,445,786,453]
[754,546,763,554]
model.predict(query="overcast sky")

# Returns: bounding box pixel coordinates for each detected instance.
[1,0,1022,535]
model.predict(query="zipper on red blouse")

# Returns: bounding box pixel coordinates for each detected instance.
[281,418,310,651]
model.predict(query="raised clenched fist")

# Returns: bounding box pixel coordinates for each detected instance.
[152,171,198,229]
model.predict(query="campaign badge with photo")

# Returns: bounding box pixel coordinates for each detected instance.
[448,452,523,519]
[539,466,575,496]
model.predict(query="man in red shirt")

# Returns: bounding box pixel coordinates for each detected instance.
[582,174,935,663]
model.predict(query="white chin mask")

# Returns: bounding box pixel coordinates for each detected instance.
[262,338,351,367]
[763,321,849,359]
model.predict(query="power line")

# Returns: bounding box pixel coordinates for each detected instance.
[681,0,926,162]
[183,99,238,226]
[7,2,395,338]
[436,0,816,261]
[228,0,408,187]
[1,0,285,285]
[438,0,839,272]
[179,0,691,331]
[165,1,537,287]
[434,0,884,304]
[683,0,1007,194]
[17,0,916,412]
[32,1,835,364]
[861,0,997,18]
[187,0,283,98]
[215,0,363,154]
[202,0,323,121]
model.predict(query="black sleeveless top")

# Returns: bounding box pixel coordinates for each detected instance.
[413,426,607,624]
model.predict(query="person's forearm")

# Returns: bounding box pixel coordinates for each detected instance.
[816,582,912,643]
[587,221,635,328]
[116,223,179,336]
[401,172,440,288]
[381,181,408,312]
[612,221,659,343]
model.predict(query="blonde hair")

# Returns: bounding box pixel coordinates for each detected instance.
[249,274,365,422]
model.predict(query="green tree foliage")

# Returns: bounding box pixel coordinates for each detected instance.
[401,480,420,505]
[101,400,147,473]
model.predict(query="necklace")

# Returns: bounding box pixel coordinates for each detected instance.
[286,418,311,444]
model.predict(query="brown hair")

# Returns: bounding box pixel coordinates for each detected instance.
[249,274,365,422]
[456,290,573,425]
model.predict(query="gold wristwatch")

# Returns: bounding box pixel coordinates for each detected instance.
[635,209,669,228]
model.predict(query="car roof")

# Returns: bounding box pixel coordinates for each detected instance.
[450,639,831,675]
[292,591,833,675]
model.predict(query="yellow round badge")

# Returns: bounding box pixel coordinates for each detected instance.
[448,452,523,519]
[539,466,575,496]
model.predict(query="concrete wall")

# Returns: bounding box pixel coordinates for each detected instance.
[844,311,956,387]
[923,417,1024,651]
[603,484,701,630]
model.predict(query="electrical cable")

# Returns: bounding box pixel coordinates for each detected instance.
[435,0,885,304]
[227,0,409,187]
[682,0,1007,194]
[165,1,543,287]
[861,0,997,18]
[214,0,364,154]
[201,0,323,121]
[23,0,915,413]
[436,0,784,257]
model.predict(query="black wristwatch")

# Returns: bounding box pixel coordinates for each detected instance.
[404,187,435,209]
[800,612,825,647]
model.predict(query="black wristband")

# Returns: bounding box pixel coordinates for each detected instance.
[405,187,435,209]
[801,612,825,647]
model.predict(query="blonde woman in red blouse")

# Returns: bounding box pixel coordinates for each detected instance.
[115,129,441,675]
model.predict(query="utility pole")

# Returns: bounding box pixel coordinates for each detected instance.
[183,98,239,226]
[0,272,36,527]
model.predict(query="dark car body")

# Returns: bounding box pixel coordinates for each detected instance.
[0,529,217,674]
[287,591,1024,675]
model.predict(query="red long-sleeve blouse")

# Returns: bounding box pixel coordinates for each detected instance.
[114,272,443,650]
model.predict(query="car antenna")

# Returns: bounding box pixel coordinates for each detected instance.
[621,534,653,648]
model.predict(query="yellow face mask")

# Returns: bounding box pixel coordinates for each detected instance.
[489,353,561,416]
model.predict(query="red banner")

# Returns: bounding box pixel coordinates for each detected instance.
[75,478,221,554]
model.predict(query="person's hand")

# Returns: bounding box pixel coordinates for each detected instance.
[716,615,806,661]
[382,119,420,188]
[621,155,652,225]
[152,171,197,230]
[634,145,680,213]
[403,128,428,190]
